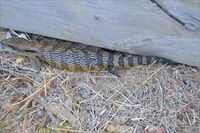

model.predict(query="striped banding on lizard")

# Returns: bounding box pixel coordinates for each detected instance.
[0,38,175,76]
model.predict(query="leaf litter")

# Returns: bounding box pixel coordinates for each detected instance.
[0,28,200,132]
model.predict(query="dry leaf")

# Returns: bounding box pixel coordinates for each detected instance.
[48,101,77,125]
[105,124,134,133]
[32,79,54,96]
[0,102,13,112]
[1,95,27,112]
[10,76,32,83]
[11,95,27,103]
[20,116,31,133]
[90,75,97,85]
[156,127,165,133]
[32,83,45,96]
[15,56,26,64]
[165,90,176,98]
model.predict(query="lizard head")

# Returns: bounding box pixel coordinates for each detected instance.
[0,38,41,57]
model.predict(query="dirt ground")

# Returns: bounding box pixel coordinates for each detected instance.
[0,28,200,133]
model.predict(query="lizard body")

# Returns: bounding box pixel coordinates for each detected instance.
[0,38,174,75]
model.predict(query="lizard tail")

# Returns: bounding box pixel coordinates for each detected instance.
[123,55,176,68]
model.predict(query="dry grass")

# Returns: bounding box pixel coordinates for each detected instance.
[0,28,200,133]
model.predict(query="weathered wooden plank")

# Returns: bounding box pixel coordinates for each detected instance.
[153,0,200,31]
[0,0,199,66]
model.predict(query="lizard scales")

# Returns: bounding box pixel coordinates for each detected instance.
[1,38,174,73]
